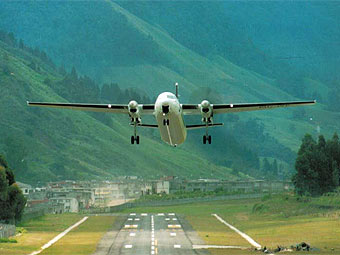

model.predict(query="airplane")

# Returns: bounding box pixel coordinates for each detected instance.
[27,83,316,147]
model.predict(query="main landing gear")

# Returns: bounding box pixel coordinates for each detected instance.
[131,118,140,145]
[203,135,212,144]
[202,117,212,144]
[131,135,139,145]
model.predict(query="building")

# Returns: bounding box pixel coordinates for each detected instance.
[49,197,79,213]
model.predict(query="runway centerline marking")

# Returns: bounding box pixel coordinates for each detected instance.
[212,214,261,249]
[151,214,156,255]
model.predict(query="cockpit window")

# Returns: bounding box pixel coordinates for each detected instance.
[167,95,176,99]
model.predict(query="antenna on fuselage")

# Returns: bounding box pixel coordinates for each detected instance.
[175,82,179,98]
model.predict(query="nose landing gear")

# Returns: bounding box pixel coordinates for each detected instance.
[131,118,140,145]
[202,117,212,145]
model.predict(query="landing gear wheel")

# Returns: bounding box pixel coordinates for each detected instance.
[163,119,169,126]
[203,135,207,144]
[136,136,140,144]
[208,135,212,144]
[131,136,135,144]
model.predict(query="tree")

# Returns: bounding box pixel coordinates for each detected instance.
[293,133,340,196]
[332,161,339,187]
[0,169,8,201]
[0,154,8,168]
[293,134,317,195]
[70,66,78,80]
[272,159,278,177]
[262,158,271,176]
[0,154,26,224]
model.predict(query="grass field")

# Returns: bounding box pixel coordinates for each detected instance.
[40,215,115,255]
[0,214,115,255]
[123,193,340,255]
[1,194,339,255]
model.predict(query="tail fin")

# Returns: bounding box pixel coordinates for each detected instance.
[175,82,179,98]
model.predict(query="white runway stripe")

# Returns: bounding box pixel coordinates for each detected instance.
[29,217,88,255]
[193,245,248,249]
[212,214,261,248]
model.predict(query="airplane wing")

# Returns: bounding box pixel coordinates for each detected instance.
[182,100,316,115]
[27,102,155,115]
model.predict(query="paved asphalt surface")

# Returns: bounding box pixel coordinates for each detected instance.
[94,213,208,255]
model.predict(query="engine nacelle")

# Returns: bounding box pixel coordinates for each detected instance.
[199,100,213,121]
[128,100,141,121]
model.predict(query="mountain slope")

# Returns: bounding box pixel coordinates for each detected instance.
[0,40,237,184]
[0,1,339,180]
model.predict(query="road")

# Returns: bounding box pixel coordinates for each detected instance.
[96,213,204,255]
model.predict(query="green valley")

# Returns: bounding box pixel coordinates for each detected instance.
[0,1,339,182]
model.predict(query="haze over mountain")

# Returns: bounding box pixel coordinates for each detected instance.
[0,0,339,183]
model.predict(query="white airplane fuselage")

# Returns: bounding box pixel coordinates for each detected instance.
[154,92,186,146]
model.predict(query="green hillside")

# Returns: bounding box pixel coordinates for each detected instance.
[0,1,339,182]
[0,39,238,184]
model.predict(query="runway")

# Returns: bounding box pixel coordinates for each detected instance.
[97,213,204,255]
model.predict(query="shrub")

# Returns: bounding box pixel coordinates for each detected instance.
[0,238,17,243]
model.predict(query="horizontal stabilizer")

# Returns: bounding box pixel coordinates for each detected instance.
[186,123,223,130]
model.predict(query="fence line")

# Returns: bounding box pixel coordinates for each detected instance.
[80,193,265,214]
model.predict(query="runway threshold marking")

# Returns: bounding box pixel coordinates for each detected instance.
[125,244,133,249]
[29,217,88,255]
[124,224,138,229]
[168,224,181,228]
[212,214,261,249]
